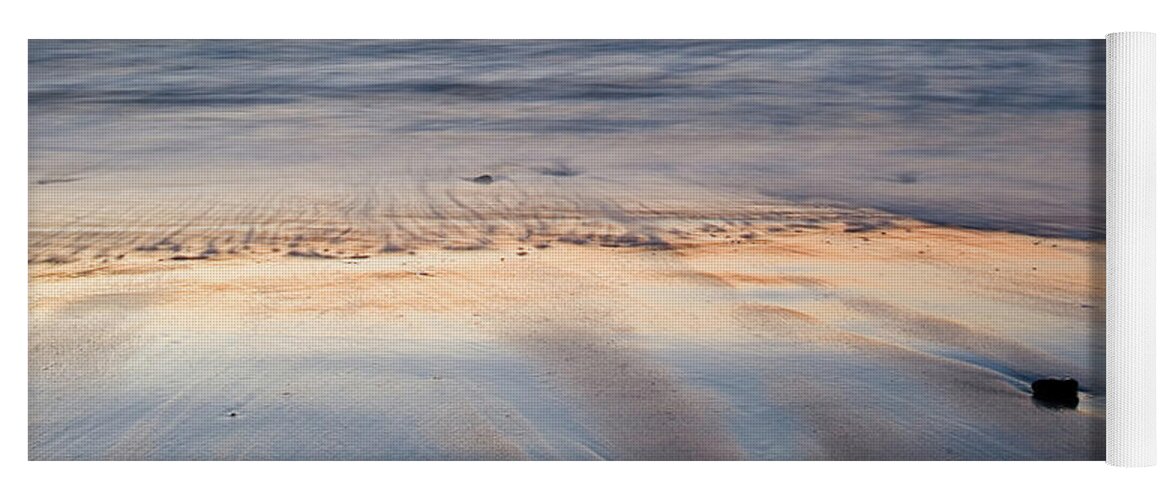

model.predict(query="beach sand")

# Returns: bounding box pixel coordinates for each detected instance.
[29,199,1105,459]
[27,39,1107,461]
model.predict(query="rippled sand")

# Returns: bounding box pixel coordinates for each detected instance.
[29,193,1105,459]
[28,39,1106,460]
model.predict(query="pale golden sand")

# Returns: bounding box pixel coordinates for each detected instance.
[29,212,1104,460]
[28,39,1107,460]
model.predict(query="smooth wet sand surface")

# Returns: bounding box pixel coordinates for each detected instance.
[29,217,1105,460]
[28,40,1107,461]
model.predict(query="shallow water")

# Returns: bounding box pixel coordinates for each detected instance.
[28,40,1106,460]
[30,40,1104,241]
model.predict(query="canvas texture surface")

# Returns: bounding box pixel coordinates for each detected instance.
[28,40,1106,460]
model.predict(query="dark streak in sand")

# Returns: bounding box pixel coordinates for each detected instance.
[509,322,742,460]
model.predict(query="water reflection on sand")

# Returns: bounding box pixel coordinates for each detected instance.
[30,228,1104,460]
[28,40,1106,460]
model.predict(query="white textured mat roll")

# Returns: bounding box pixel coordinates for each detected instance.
[1106,31,1156,467]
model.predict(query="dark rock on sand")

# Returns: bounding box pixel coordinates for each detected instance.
[471,174,495,184]
[1031,378,1079,409]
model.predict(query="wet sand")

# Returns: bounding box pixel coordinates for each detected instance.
[29,205,1105,460]
[28,39,1107,461]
